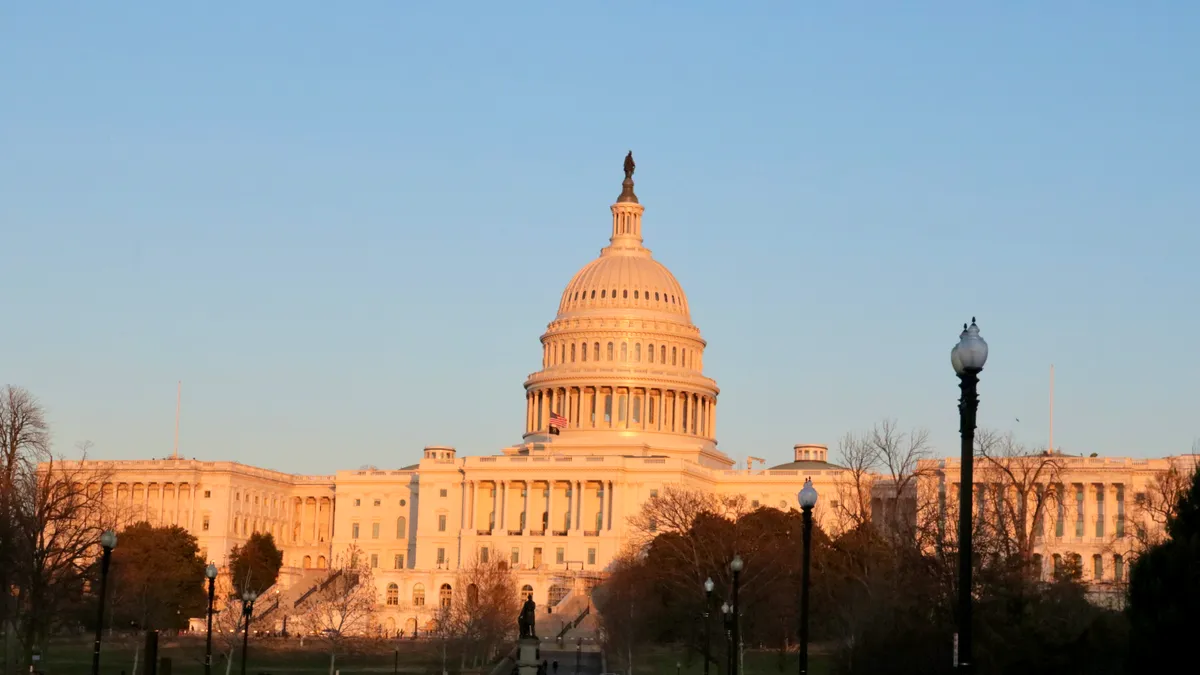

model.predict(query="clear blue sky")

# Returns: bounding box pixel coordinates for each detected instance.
[3,2,1197,474]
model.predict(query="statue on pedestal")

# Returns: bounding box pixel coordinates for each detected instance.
[518,598,538,639]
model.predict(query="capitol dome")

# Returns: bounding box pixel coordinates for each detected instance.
[521,153,727,467]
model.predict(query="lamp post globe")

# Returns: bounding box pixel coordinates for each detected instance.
[729,555,743,573]
[951,318,988,375]
[798,479,818,509]
[100,529,117,550]
[704,577,714,593]
[205,563,218,579]
[720,602,730,615]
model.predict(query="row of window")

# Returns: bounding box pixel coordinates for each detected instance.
[351,517,409,540]
[566,287,679,305]
[386,582,538,608]
[352,498,408,507]
[1032,552,1127,583]
[542,340,697,369]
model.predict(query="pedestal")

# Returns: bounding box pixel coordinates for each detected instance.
[517,637,541,675]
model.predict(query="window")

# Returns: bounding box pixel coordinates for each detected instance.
[556,547,565,564]
[649,489,658,498]
[1114,554,1125,582]
[587,548,596,565]
[202,516,210,531]
[440,584,453,609]
[606,342,614,360]
[400,498,407,506]
[620,342,627,361]
[634,343,641,362]
[648,517,658,533]
[386,583,399,605]
[1116,485,1126,538]
[374,499,381,507]
[480,547,490,564]
[352,523,360,539]
[437,548,446,566]
[671,347,677,365]
[570,343,576,362]
[1095,486,1105,538]
[413,584,426,606]
[1092,554,1103,580]
[511,547,520,565]
[593,343,600,361]
[354,499,361,507]
[438,514,447,532]
[396,517,407,539]
[581,342,588,362]
[394,554,405,569]
[751,500,760,508]
[372,523,380,539]
[648,344,655,363]
[203,490,211,498]
[371,553,379,569]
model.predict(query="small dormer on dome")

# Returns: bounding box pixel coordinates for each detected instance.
[423,446,456,461]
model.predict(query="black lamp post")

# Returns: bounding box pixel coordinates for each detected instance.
[240,589,258,675]
[950,318,988,673]
[729,555,743,675]
[204,563,218,675]
[720,603,733,675]
[797,479,818,675]
[703,577,714,675]
[91,528,118,675]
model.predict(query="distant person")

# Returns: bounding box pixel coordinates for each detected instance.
[553,660,559,674]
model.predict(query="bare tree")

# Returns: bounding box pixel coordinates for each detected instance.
[973,430,1066,566]
[296,545,378,673]
[12,445,115,665]
[1131,458,1198,549]
[832,432,877,534]
[0,386,51,675]
[445,556,519,669]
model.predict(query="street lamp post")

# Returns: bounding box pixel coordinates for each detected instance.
[720,603,733,675]
[797,479,818,675]
[703,577,714,675]
[204,563,218,675]
[729,555,743,675]
[91,529,118,675]
[950,318,988,673]
[240,589,258,675]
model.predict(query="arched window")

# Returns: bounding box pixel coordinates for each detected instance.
[412,583,426,606]
[386,583,399,606]
[581,341,588,362]
[440,583,453,609]
[593,343,600,361]
[648,344,655,363]
[622,289,628,298]
[570,343,576,362]
[606,342,614,360]
[604,394,613,424]
[634,343,641,362]
[1031,553,1043,580]
[633,290,639,299]
[1052,553,1063,578]
[1114,554,1125,582]
[632,395,642,424]
[618,394,627,423]
[601,289,606,298]
[1092,554,1103,580]
[303,555,312,569]
[672,347,677,365]
[620,342,628,361]
[396,516,407,539]
[317,555,327,569]
[660,345,667,363]
[521,584,534,602]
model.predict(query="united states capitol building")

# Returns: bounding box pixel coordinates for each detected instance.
[78,157,1191,633]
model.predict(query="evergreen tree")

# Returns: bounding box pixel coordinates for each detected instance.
[228,531,283,596]
[1127,464,1200,672]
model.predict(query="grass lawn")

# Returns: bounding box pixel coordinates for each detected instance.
[39,635,449,674]
[632,647,833,675]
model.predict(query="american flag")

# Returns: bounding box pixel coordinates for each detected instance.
[549,412,568,430]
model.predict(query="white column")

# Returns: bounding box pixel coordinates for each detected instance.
[491,482,499,531]
[523,481,531,533]
[575,481,583,531]
[461,479,468,529]
[500,480,508,530]
[189,484,197,531]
